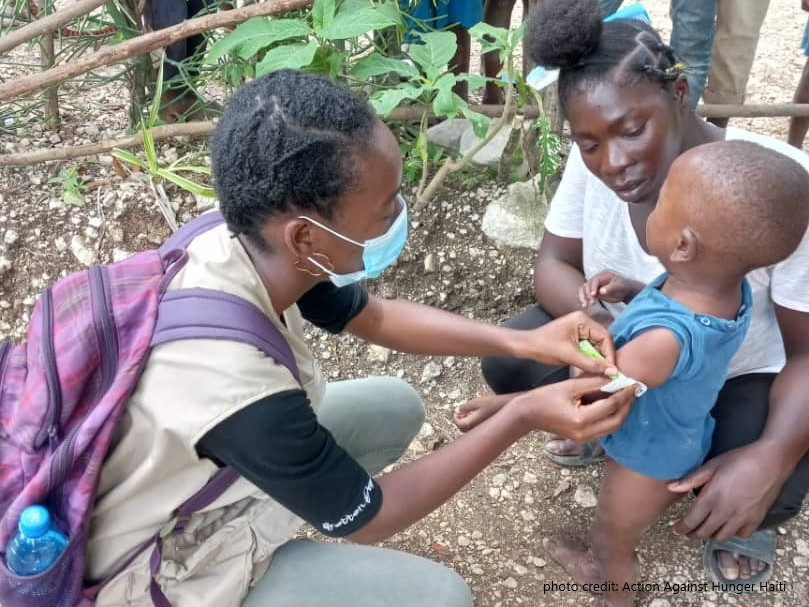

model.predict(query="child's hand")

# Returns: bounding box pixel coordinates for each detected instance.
[453,393,515,432]
[579,271,644,307]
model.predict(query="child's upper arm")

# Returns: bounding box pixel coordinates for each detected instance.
[615,328,681,389]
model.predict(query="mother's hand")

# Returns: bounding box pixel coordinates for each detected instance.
[515,311,618,376]
[512,376,637,442]
[668,442,787,541]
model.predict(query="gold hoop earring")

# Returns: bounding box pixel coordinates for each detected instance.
[294,252,334,277]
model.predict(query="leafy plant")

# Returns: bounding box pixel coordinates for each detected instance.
[48,165,86,207]
[205,0,401,81]
[112,65,216,205]
[358,30,488,200]
[472,21,562,196]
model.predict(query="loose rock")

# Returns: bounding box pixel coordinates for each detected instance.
[70,235,97,267]
[573,485,598,508]
[420,361,442,383]
[367,344,391,363]
[3,230,19,247]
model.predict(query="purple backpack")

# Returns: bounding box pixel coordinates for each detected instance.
[0,211,300,607]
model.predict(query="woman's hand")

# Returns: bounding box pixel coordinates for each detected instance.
[511,376,637,442]
[578,270,644,308]
[513,311,618,376]
[668,442,788,541]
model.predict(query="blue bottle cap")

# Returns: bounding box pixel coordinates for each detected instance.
[19,505,51,538]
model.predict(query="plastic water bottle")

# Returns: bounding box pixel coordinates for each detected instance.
[5,505,68,576]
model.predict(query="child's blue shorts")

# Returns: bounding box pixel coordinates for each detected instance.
[402,0,484,31]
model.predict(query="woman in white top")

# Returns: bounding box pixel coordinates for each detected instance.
[481,0,809,588]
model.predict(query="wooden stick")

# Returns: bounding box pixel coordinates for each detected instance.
[5,102,809,167]
[0,121,214,166]
[696,103,809,118]
[0,0,109,55]
[0,0,313,101]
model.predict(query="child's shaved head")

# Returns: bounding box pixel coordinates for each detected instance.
[674,140,809,272]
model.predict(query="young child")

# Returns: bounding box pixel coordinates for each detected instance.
[455,140,809,606]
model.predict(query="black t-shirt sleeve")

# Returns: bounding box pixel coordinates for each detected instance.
[196,389,381,538]
[296,281,369,334]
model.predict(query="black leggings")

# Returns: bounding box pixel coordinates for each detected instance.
[149,0,217,81]
[481,305,809,528]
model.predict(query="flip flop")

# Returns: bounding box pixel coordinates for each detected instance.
[543,438,606,467]
[703,529,776,587]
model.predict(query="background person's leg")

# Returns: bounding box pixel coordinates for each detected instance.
[669,0,718,108]
[316,376,424,475]
[482,0,518,104]
[243,539,473,607]
[703,0,770,127]
[788,21,809,149]
[480,305,568,394]
[148,0,190,82]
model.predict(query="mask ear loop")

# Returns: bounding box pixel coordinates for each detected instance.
[295,252,334,277]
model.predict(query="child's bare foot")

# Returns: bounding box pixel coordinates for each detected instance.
[453,394,508,432]
[542,537,603,586]
[544,537,638,607]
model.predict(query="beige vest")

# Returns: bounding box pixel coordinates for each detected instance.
[88,222,326,606]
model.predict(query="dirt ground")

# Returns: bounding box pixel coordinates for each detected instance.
[1,1,808,605]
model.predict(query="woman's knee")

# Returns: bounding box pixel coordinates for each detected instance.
[377,377,425,439]
[430,565,474,607]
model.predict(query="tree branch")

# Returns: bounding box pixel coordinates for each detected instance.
[4,102,809,168]
[0,0,314,101]
[0,0,109,55]
[0,121,214,166]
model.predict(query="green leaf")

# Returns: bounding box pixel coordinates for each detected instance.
[468,22,509,48]
[510,22,526,47]
[312,0,336,32]
[455,73,487,90]
[536,114,562,189]
[156,168,217,198]
[408,31,456,81]
[461,106,490,140]
[369,84,424,116]
[149,61,164,126]
[111,149,149,171]
[255,40,319,76]
[350,53,419,80]
[63,190,85,207]
[320,4,398,40]
[141,126,158,174]
[205,18,310,63]
[432,86,459,118]
[371,0,403,25]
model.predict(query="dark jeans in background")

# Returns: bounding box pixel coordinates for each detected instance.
[148,0,217,81]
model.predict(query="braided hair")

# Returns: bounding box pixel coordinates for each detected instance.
[524,0,686,116]
[211,69,378,249]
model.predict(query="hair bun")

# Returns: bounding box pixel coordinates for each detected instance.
[524,0,603,69]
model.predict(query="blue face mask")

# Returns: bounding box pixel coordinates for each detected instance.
[299,195,409,288]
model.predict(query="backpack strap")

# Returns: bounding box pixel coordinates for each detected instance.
[158,210,225,260]
[146,289,301,606]
[88,272,303,605]
[151,288,302,384]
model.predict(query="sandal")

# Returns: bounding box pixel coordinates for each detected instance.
[543,437,606,467]
[703,529,776,587]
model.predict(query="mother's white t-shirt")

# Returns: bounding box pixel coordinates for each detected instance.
[544,127,809,379]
